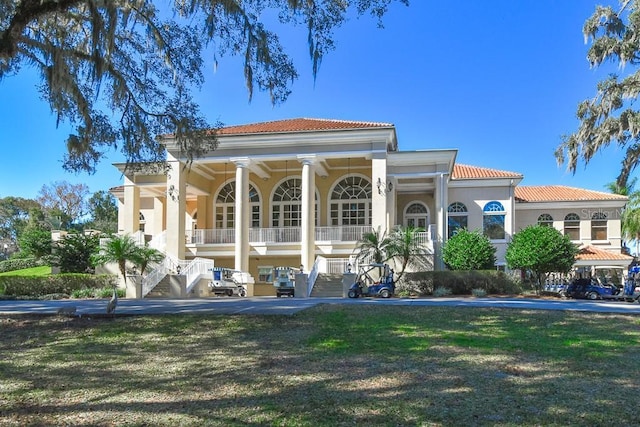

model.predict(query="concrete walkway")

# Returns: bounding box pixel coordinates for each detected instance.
[1,296,640,316]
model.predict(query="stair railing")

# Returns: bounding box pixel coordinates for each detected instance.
[182,257,216,294]
[306,256,322,297]
[142,257,172,297]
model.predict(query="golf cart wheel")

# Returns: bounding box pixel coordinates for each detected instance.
[226,289,233,297]
[587,291,599,300]
[239,289,247,297]
[348,289,358,298]
[379,289,391,298]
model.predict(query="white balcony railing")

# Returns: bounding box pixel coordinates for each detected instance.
[186,225,435,245]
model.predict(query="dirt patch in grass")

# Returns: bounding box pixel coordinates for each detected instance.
[1,306,640,426]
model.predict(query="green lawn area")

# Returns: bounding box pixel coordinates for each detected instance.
[0,265,51,276]
[1,305,639,426]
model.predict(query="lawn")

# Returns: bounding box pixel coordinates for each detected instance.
[0,265,51,276]
[1,305,639,426]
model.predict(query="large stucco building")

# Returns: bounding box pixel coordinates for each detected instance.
[112,118,631,296]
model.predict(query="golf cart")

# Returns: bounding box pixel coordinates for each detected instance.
[273,266,297,297]
[208,267,251,297]
[348,263,395,298]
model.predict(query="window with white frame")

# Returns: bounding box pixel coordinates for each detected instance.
[215,182,261,228]
[591,212,607,240]
[537,213,553,227]
[139,212,146,233]
[258,266,273,283]
[330,176,372,226]
[483,201,506,240]
[404,202,429,229]
[271,178,318,227]
[447,202,468,239]
[564,213,580,240]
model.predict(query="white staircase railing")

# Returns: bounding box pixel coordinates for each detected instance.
[307,256,322,297]
[142,257,172,297]
[183,257,216,294]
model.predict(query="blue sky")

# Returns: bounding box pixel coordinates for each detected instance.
[0,1,627,199]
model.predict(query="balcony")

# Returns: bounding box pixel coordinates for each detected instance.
[186,224,434,245]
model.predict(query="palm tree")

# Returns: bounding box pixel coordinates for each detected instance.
[354,227,390,265]
[92,234,141,284]
[133,244,165,276]
[607,179,640,255]
[385,226,430,283]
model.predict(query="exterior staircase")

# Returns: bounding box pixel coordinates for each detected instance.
[310,273,345,297]
[145,275,172,298]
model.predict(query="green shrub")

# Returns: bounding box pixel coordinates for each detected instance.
[402,270,522,296]
[71,286,125,299]
[0,274,117,298]
[471,288,487,297]
[433,287,452,297]
[0,257,47,273]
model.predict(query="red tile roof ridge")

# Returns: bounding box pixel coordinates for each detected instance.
[576,245,633,261]
[515,185,627,202]
[217,117,395,135]
[452,163,523,179]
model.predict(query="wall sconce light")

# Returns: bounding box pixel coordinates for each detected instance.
[347,263,352,273]
[377,177,393,195]
[299,264,304,274]
[176,265,181,275]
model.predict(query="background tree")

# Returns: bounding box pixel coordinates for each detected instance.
[506,225,578,294]
[442,229,496,271]
[607,179,640,255]
[52,232,100,273]
[385,226,429,283]
[37,181,89,229]
[0,196,41,252]
[17,227,52,260]
[1,1,408,174]
[85,190,118,233]
[556,0,640,189]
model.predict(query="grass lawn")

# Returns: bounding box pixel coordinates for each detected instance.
[0,265,51,276]
[1,305,639,426]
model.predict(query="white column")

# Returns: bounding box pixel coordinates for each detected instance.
[165,157,186,260]
[122,176,140,234]
[434,173,448,270]
[299,156,316,273]
[371,155,389,233]
[233,158,250,272]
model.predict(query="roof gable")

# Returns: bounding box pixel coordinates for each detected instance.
[515,186,627,203]
[576,245,633,262]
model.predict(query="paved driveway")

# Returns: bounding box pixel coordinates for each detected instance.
[1,296,640,316]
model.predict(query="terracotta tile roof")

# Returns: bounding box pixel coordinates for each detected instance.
[576,245,633,262]
[515,186,627,203]
[452,164,522,179]
[217,118,394,135]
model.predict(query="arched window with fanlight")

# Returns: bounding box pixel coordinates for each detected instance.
[564,213,580,240]
[404,202,429,229]
[271,178,318,227]
[591,211,607,240]
[537,213,553,227]
[447,202,468,239]
[139,212,146,233]
[215,181,261,229]
[483,201,506,240]
[329,176,372,226]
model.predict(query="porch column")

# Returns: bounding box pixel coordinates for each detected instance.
[299,155,316,273]
[165,156,186,260]
[233,158,250,272]
[122,176,140,234]
[371,154,389,233]
[434,173,448,270]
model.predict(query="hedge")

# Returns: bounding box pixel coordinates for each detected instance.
[0,274,117,298]
[0,257,47,273]
[398,270,522,296]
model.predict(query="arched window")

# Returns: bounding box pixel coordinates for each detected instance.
[483,201,506,240]
[271,178,318,227]
[447,202,468,239]
[329,176,372,226]
[564,213,580,240]
[537,213,553,227]
[591,212,607,240]
[404,202,429,229]
[215,182,261,228]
